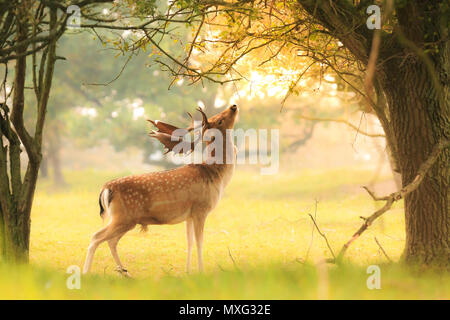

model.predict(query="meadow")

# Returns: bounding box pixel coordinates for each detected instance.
[0,168,448,299]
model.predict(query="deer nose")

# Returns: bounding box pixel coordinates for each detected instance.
[230,105,237,112]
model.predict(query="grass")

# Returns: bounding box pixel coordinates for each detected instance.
[1,262,448,299]
[0,168,448,299]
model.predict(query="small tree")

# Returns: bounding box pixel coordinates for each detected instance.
[0,0,62,262]
[0,0,201,262]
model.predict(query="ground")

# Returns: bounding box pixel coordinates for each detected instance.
[0,168,448,299]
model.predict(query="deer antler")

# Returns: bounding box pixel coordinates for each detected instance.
[196,107,210,129]
[149,130,192,155]
[148,109,207,154]
[186,112,196,132]
[147,119,180,135]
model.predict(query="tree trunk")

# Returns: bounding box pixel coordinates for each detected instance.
[47,126,66,187]
[0,2,33,263]
[40,156,49,179]
[385,143,402,191]
[382,57,449,267]
[0,6,57,264]
[2,207,30,263]
[49,149,65,186]
[0,185,31,263]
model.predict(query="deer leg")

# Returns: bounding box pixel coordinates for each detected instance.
[193,217,206,272]
[186,218,194,273]
[83,223,132,274]
[83,226,108,274]
[108,229,131,277]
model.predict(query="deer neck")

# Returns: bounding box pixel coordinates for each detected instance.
[195,130,236,189]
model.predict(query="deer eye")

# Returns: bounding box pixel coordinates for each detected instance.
[218,119,224,125]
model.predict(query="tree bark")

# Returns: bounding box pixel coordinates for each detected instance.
[385,143,402,191]
[3,206,30,263]
[40,156,49,179]
[3,1,32,263]
[49,146,65,187]
[381,56,449,266]
[47,125,66,187]
[0,5,58,263]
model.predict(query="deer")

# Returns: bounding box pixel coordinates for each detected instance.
[82,104,239,276]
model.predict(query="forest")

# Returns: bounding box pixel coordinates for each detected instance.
[0,0,448,300]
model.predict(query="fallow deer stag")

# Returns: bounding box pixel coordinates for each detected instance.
[83,105,239,276]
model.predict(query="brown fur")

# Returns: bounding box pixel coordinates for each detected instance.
[83,105,239,276]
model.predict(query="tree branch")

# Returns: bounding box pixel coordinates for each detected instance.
[295,114,385,138]
[10,4,38,164]
[334,138,449,263]
[297,0,370,63]
[308,213,336,261]
[374,237,392,262]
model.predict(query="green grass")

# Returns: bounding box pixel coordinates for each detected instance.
[0,168,448,299]
[1,262,448,299]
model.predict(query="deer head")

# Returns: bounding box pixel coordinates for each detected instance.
[148,105,238,157]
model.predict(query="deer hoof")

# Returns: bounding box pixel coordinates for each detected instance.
[115,266,132,278]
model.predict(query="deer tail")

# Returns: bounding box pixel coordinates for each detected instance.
[99,188,112,221]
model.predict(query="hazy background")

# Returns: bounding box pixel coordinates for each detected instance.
[34,31,395,194]
[0,24,432,301]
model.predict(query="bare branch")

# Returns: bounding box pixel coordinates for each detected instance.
[294,114,385,138]
[374,237,392,263]
[308,213,336,261]
[228,246,240,270]
[334,138,449,263]
[84,55,132,86]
